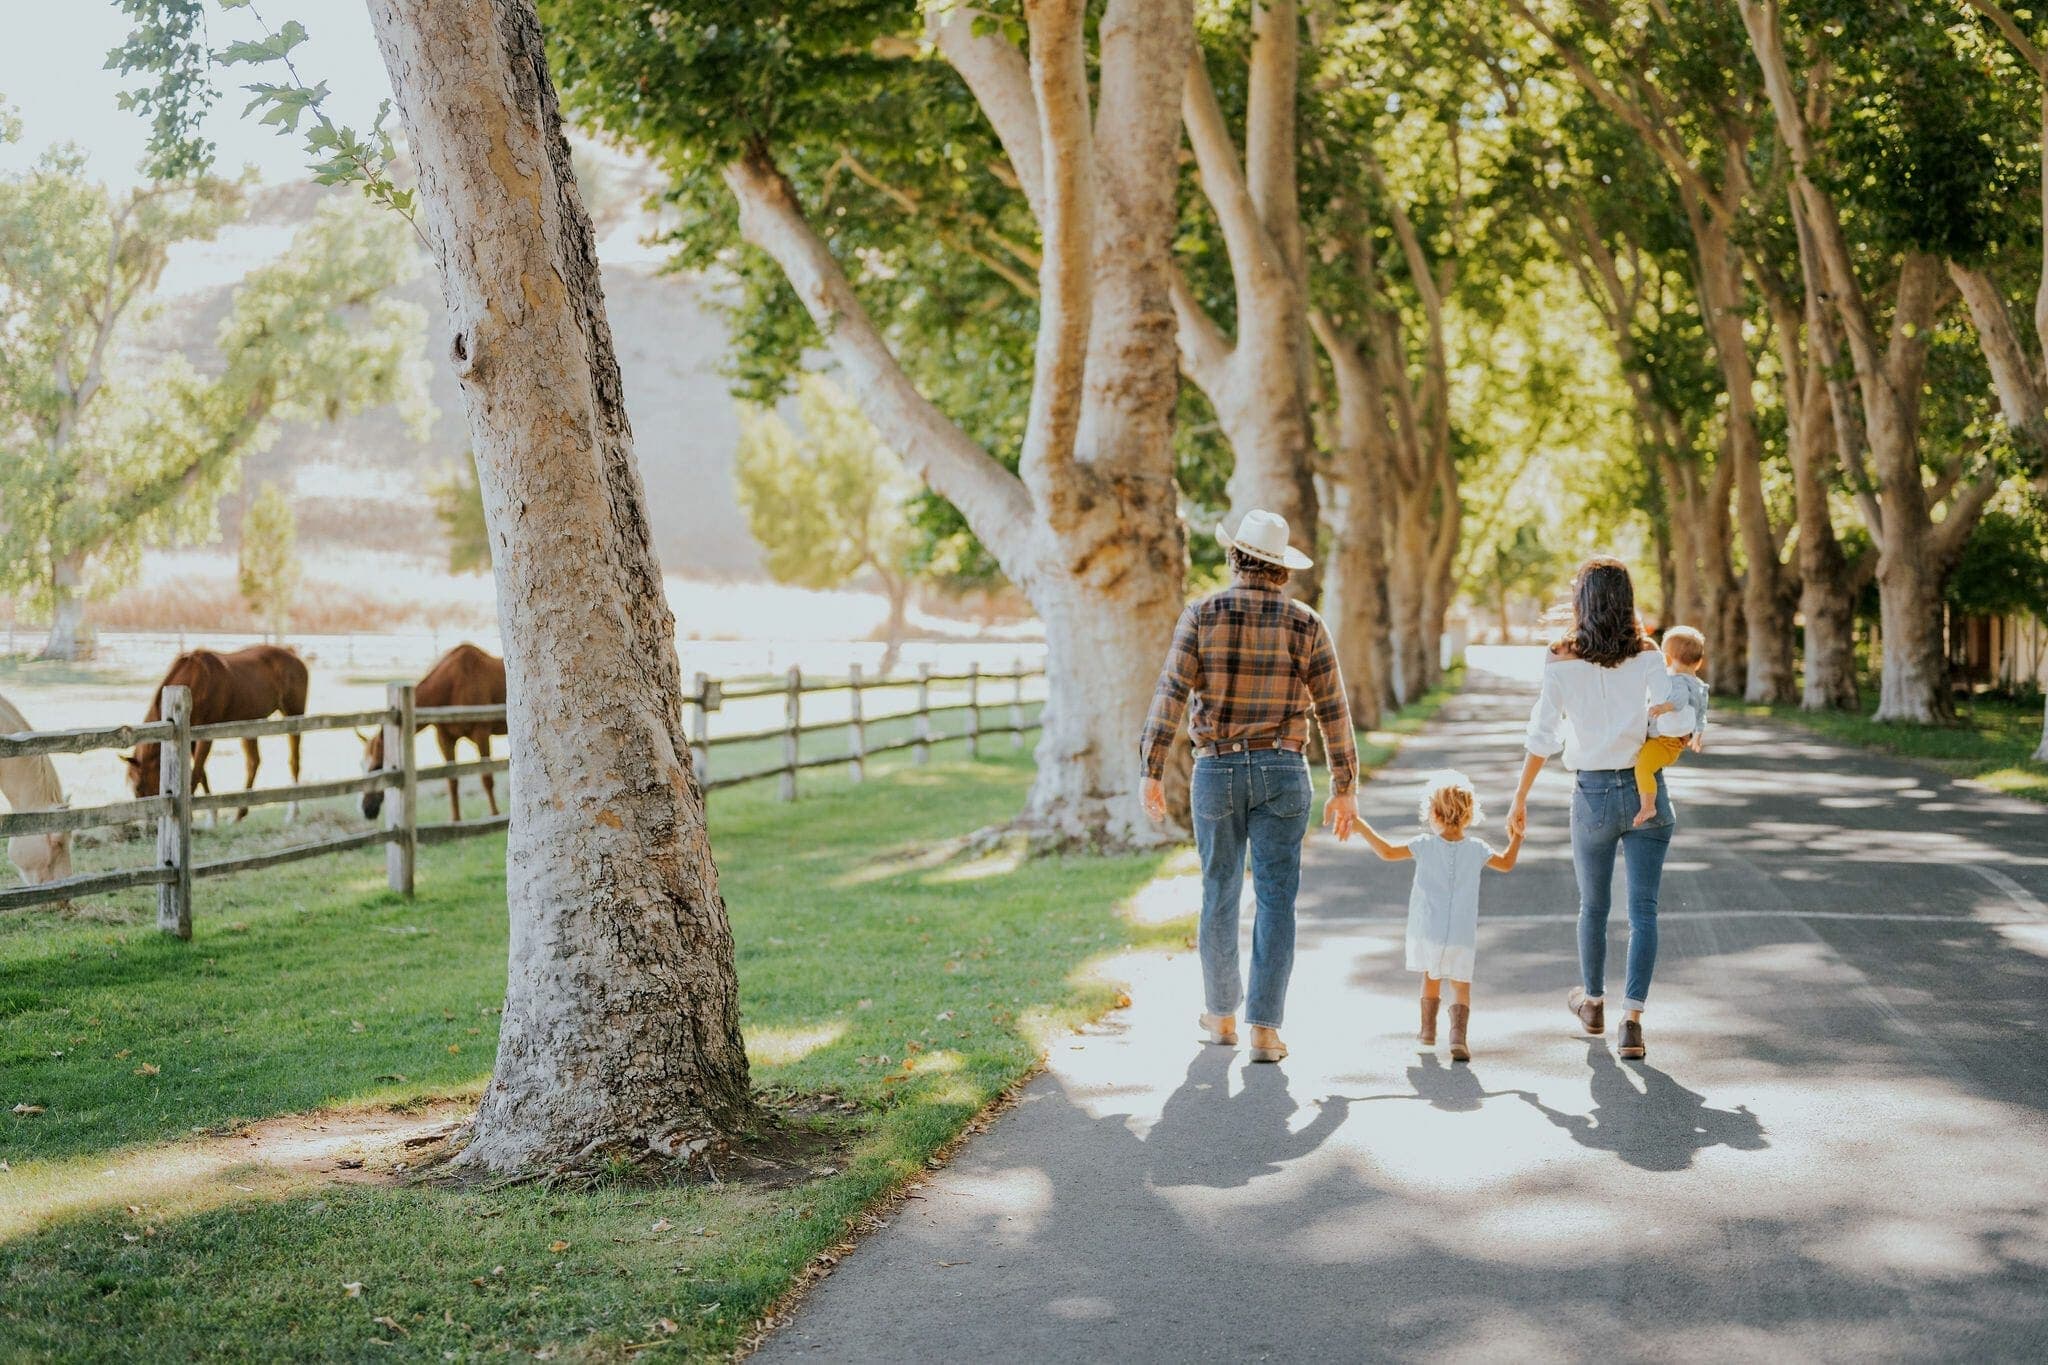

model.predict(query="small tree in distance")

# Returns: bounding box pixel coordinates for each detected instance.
[236,481,299,639]
[430,451,491,574]
[735,376,920,675]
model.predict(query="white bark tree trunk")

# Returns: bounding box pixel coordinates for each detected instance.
[38,555,89,662]
[728,1,1192,848]
[366,0,752,1172]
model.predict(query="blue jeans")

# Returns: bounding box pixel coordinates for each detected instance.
[1571,767,1675,1013]
[1192,750,1313,1029]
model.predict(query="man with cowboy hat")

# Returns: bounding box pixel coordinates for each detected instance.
[1140,508,1358,1063]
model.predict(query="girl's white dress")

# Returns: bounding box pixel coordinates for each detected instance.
[1405,832,1494,981]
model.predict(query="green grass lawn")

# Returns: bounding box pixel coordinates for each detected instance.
[1730,689,2048,805]
[0,680,1460,1362]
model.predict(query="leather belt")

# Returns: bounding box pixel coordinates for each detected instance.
[1193,737,1304,758]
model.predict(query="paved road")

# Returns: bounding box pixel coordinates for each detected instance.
[759,647,2048,1362]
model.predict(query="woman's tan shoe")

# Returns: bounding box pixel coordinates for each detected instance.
[1248,1025,1288,1063]
[1447,1004,1471,1062]
[1419,994,1441,1045]
[1198,1012,1238,1046]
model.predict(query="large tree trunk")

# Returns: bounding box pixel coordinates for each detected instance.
[1321,480,1388,728]
[875,570,909,678]
[38,555,90,662]
[1386,499,1432,704]
[1693,215,1795,703]
[367,0,752,1172]
[1698,450,1747,696]
[1872,542,1953,725]
[727,1,1192,848]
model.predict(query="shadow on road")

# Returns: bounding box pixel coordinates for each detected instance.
[1519,1043,1768,1172]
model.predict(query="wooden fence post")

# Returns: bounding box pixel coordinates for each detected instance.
[780,666,801,801]
[915,663,932,765]
[385,682,417,896]
[690,672,713,784]
[967,663,981,758]
[1011,657,1026,749]
[155,685,193,939]
[847,663,867,783]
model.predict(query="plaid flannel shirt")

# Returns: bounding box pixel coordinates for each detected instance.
[1139,582,1357,794]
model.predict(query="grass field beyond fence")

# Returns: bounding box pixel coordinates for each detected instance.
[0,678,1461,1361]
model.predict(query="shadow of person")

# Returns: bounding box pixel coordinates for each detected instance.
[1406,1053,1494,1113]
[1142,1047,1352,1190]
[1521,1042,1768,1172]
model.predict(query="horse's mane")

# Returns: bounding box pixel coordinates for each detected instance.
[0,691,66,810]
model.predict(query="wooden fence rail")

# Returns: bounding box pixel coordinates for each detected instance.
[0,661,1043,934]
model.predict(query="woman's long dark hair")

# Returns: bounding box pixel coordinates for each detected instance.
[1558,556,1655,668]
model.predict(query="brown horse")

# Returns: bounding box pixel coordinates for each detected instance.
[361,643,507,822]
[125,646,310,820]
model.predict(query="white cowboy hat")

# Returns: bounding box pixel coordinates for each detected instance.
[1216,508,1314,570]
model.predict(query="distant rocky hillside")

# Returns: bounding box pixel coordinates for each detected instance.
[136,177,763,579]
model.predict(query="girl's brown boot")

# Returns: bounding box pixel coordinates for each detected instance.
[1419,994,1441,1045]
[1448,1004,1471,1062]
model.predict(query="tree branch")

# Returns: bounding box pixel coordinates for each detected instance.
[1015,0,1095,490]
[927,6,1046,220]
[723,151,1035,572]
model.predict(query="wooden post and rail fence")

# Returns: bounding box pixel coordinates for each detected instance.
[0,661,1043,934]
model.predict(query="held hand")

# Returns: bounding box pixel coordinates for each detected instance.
[1323,791,1359,841]
[1141,776,1168,823]
[1688,734,1705,754]
[1507,798,1529,839]
[1648,701,1675,717]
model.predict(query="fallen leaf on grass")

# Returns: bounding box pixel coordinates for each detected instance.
[650,1219,673,1233]
[372,1316,409,1337]
[342,1282,365,1298]
[113,1049,131,1059]
[349,1021,366,1034]
[446,1044,460,1054]
[655,1318,679,1334]
[133,1063,159,1077]
[935,1010,954,1022]
[120,1232,139,1244]
[10,1104,44,1116]
[548,1240,570,1253]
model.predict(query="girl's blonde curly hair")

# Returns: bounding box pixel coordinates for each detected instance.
[1420,769,1481,836]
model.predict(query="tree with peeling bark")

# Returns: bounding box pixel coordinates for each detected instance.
[545,1,1195,847]
[1737,0,2029,723]
[363,0,755,1170]
[105,0,755,1174]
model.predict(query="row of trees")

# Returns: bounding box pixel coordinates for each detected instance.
[100,0,2048,1171]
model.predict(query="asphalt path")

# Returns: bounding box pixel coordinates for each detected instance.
[757,646,2048,1362]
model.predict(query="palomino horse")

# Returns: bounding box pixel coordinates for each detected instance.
[1,690,72,887]
[361,643,507,822]
[125,646,310,820]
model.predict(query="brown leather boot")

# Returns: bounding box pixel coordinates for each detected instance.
[1448,1005,1471,1062]
[1618,1017,1646,1060]
[1419,994,1441,1045]
[1567,987,1605,1036]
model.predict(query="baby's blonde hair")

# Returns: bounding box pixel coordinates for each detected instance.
[1419,769,1481,836]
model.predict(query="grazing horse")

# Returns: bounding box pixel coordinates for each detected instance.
[361,643,507,822]
[125,646,310,820]
[1,690,72,887]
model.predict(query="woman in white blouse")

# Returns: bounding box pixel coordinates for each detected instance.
[1506,557,1680,1062]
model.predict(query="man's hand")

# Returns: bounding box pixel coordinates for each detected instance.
[1322,791,1358,841]
[1141,776,1168,823]
[1507,797,1529,839]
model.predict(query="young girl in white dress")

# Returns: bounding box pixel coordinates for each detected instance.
[1354,770,1523,1061]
